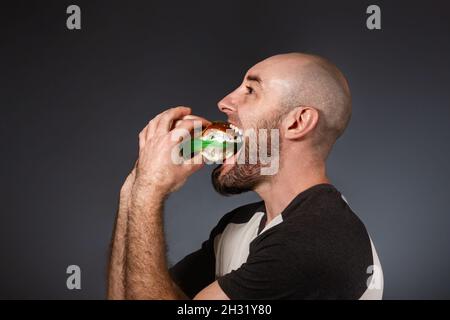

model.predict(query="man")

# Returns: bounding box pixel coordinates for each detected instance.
[107,52,383,300]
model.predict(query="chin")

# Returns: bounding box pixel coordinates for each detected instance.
[211,163,263,197]
[217,158,237,175]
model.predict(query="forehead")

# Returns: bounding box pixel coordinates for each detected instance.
[245,59,272,78]
[245,58,294,92]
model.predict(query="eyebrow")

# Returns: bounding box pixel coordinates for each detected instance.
[246,74,263,87]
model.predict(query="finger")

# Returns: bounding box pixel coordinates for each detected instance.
[146,108,171,141]
[157,106,192,134]
[173,115,194,128]
[169,119,205,152]
[173,115,211,130]
[146,117,159,141]
[171,118,206,140]
[183,152,204,172]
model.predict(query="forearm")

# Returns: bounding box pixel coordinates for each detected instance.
[125,185,180,299]
[107,167,136,300]
[118,107,204,299]
[107,194,130,299]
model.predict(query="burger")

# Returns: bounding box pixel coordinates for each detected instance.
[180,121,243,163]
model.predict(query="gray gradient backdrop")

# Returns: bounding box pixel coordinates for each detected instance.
[1,0,449,299]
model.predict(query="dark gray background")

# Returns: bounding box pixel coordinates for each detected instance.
[1,0,449,299]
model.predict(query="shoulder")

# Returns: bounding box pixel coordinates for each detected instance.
[210,201,264,236]
[216,185,377,299]
[252,186,373,281]
[257,187,371,257]
[278,184,370,243]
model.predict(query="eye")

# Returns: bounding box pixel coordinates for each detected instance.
[245,86,254,95]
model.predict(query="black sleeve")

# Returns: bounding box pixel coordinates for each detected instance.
[169,211,235,299]
[169,238,216,299]
[217,230,309,300]
[217,219,372,300]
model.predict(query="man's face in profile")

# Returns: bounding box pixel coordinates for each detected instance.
[212,61,287,195]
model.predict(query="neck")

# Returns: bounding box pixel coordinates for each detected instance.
[254,154,330,223]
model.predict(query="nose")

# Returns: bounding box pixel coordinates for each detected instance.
[217,93,237,116]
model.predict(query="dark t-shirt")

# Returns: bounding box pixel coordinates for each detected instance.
[170,184,381,299]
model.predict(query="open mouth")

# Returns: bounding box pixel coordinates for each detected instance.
[200,122,243,163]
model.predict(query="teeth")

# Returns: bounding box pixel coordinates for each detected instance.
[229,124,243,137]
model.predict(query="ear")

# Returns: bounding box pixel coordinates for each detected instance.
[282,106,319,140]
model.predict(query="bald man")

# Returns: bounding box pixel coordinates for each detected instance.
[107,53,384,300]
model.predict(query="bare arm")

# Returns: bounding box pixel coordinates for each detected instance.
[112,107,220,299]
[123,107,201,299]
[124,180,227,300]
[194,281,229,300]
[107,163,188,300]
[107,166,136,299]
[125,183,182,299]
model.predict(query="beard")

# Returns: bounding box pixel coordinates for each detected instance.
[211,114,283,196]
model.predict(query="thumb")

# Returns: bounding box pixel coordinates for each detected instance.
[183,152,204,172]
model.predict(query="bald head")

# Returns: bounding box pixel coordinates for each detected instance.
[255,53,352,158]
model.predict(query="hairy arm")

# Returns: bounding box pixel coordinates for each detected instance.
[110,107,223,300]
[107,166,136,300]
[124,182,223,300]
[124,183,185,299]
[107,165,188,300]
